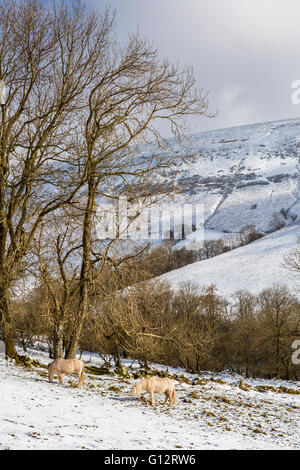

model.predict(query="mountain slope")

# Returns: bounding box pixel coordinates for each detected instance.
[159,224,300,299]
[155,117,300,235]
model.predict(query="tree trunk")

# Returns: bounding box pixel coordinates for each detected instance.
[0,285,18,359]
[65,335,79,359]
[245,355,250,378]
[65,305,87,359]
[66,177,96,359]
[144,357,149,370]
[275,330,280,379]
[114,344,122,368]
[53,323,64,359]
[21,334,27,353]
[3,324,18,359]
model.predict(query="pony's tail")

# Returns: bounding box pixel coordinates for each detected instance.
[172,389,176,405]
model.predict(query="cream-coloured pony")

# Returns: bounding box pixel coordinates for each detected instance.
[48,358,85,387]
[131,377,176,407]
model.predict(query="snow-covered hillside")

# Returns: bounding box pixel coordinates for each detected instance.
[159,224,300,299]
[0,349,299,450]
[153,117,300,236]
[145,118,300,297]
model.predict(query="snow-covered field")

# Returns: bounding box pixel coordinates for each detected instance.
[160,224,300,300]
[1,349,299,450]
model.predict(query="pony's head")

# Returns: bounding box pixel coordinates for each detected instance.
[131,379,145,396]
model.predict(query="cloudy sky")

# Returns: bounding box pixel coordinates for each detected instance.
[91,0,300,133]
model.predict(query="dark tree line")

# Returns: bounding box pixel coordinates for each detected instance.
[12,277,300,380]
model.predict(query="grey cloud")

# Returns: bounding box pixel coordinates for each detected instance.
[91,0,300,132]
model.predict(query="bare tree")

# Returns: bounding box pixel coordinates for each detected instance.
[81,274,176,368]
[0,0,210,359]
[0,0,118,358]
[257,287,300,379]
[231,291,259,377]
[31,212,83,358]
[63,26,210,358]
[283,240,300,274]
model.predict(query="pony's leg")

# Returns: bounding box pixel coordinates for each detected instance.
[58,373,64,385]
[163,392,169,405]
[78,368,85,387]
[77,372,81,387]
[48,369,54,383]
[80,368,85,386]
[172,389,176,406]
[150,391,155,407]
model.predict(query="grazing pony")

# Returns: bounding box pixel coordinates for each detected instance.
[131,377,176,407]
[48,358,85,387]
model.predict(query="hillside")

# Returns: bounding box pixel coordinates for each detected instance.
[142,118,300,298]
[145,117,300,239]
[159,224,300,299]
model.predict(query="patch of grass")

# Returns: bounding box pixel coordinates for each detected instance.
[15,355,47,369]
[242,402,253,408]
[219,416,228,422]
[176,375,193,385]
[256,385,274,393]
[182,398,193,404]
[210,378,227,385]
[214,395,232,405]
[108,385,121,393]
[277,386,300,395]
[139,395,148,404]
[193,379,208,386]
[85,365,112,376]
[119,378,131,384]
[37,371,48,378]
[253,428,265,435]
[257,384,300,395]
[115,366,131,378]
[203,410,216,418]
[68,382,79,388]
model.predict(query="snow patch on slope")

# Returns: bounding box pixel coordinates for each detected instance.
[158,118,300,236]
[159,224,300,299]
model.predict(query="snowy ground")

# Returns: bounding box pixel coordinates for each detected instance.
[0,349,299,450]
